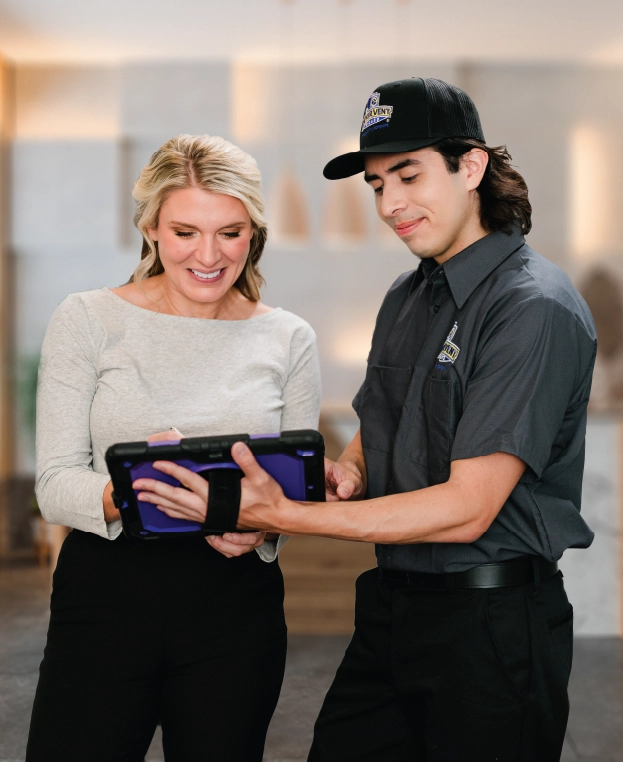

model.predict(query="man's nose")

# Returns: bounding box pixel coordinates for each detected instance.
[379,184,408,220]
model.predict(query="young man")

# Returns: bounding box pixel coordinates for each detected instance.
[149,78,597,760]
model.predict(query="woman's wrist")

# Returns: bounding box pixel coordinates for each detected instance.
[103,481,120,523]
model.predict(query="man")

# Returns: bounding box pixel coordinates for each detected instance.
[151,78,597,760]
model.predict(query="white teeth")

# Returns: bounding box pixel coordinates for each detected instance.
[191,269,222,280]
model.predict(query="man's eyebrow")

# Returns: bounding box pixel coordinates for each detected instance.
[388,158,422,173]
[364,158,423,184]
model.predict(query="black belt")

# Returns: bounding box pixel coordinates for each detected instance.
[378,556,558,590]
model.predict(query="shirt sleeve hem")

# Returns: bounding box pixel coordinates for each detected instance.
[255,534,289,563]
[451,438,544,478]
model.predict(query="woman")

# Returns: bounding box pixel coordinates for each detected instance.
[27,134,321,762]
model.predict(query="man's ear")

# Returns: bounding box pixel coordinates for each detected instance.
[462,148,489,191]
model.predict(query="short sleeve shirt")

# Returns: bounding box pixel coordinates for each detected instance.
[353,228,597,573]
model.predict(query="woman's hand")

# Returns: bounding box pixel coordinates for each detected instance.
[133,459,266,559]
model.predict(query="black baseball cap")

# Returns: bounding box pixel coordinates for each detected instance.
[323,77,485,180]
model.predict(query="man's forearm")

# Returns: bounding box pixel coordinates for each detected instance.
[252,452,525,544]
[270,480,480,544]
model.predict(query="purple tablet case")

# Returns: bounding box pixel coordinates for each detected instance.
[105,430,324,539]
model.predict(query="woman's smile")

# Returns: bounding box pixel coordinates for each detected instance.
[187,267,226,283]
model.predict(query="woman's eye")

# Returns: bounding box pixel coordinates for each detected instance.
[175,231,194,238]
[222,231,241,239]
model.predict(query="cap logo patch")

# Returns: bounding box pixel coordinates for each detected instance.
[361,92,394,135]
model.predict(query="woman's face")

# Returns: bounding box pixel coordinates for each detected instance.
[148,186,254,308]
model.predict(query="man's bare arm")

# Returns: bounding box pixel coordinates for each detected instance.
[235,445,525,545]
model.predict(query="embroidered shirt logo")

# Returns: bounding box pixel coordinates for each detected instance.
[361,92,394,135]
[437,322,460,364]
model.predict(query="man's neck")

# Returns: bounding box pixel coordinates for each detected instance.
[433,218,489,265]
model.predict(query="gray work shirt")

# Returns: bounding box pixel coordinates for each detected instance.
[353,228,597,573]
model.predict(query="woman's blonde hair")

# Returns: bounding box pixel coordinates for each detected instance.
[131,134,267,301]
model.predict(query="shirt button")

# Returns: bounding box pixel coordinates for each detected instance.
[433,305,440,313]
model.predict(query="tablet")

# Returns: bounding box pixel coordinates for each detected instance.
[105,429,325,540]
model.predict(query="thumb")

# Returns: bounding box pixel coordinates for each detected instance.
[337,479,355,499]
[231,441,264,479]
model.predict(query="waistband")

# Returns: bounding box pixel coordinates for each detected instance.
[378,556,558,590]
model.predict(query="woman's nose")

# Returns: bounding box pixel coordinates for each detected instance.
[193,238,220,267]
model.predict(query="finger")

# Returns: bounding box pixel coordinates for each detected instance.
[207,535,259,557]
[133,478,201,507]
[151,461,209,495]
[230,442,267,482]
[147,431,182,443]
[336,480,356,499]
[221,531,265,546]
[205,536,235,558]
[136,490,206,522]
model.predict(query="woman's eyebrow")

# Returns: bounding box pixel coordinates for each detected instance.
[218,221,247,229]
[169,220,200,229]
[168,220,248,229]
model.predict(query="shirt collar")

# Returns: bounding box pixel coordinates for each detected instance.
[409,227,525,308]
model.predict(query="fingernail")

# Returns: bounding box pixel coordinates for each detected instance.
[233,442,247,456]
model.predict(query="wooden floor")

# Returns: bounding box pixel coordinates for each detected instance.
[279,535,376,633]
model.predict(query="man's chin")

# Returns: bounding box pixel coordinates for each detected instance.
[403,241,437,260]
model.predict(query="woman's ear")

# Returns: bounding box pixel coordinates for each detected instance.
[147,227,158,242]
[463,148,489,192]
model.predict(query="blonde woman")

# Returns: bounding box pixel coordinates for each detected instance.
[26,135,321,762]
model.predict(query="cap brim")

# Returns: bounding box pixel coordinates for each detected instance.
[323,137,444,180]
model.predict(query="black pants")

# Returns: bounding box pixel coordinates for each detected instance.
[309,567,573,762]
[26,529,287,762]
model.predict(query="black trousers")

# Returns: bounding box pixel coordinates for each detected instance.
[309,567,573,762]
[26,529,287,762]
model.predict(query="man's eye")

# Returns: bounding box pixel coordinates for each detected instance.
[373,186,383,196]
[222,231,241,239]
[402,174,418,183]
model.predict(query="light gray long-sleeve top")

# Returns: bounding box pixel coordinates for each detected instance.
[36,287,322,561]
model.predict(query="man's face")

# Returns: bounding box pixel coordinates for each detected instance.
[364,147,485,263]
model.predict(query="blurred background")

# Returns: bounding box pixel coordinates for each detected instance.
[0,1,622,759]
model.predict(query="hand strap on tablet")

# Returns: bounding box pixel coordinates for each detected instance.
[202,468,243,534]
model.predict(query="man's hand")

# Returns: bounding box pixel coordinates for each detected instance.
[325,428,367,502]
[231,442,288,531]
[325,458,365,502]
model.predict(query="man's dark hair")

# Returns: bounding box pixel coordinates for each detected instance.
[432,138,532,235]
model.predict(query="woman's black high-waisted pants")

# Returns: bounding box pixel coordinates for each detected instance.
[26,529,287,762]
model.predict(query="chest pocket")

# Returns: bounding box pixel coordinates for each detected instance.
[397,367,455,477]
[359,365,413,454]
[420,376,452,472]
